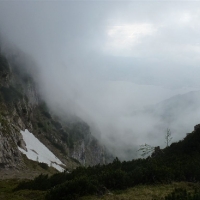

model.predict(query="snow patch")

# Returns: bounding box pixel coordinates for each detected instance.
[18,129,65,172]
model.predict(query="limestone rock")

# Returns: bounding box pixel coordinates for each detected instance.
[17,139,27,151]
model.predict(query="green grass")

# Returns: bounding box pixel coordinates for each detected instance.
[80,182,199,200]
[0,179,46,200]
[0,179,199,200]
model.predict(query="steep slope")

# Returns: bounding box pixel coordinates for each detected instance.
[144,90,200,123]
[0,51,108,176]
[18,129,65,172]
[131,90,200,145]
[15,123,200,200]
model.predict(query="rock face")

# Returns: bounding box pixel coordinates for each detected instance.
[71,135,105,166]
[0,51,109,172]
[0,109,24,169]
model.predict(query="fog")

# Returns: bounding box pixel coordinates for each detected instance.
[0,1,200,159]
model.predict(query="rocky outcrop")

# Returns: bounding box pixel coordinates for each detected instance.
[17,139,27,151]
[0,55,11,87]
[0,124,23,169]
[0,52,109,172]
[71,138,105,166]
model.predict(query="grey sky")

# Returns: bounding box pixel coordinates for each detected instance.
[0,1,200,159]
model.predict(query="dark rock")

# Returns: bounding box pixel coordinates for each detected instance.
[194,124,200,131]
[17,139,27,151]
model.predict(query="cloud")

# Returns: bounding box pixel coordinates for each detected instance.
[0,1,200,159]
[105,23,157,56]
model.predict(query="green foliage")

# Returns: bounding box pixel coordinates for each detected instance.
[16,174,51,191]
[14,126,200,199]
[0,179,46,200]
[157,188,200,200]
[46,176,99,200]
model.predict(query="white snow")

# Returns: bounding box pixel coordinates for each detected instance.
[18,129,65,172]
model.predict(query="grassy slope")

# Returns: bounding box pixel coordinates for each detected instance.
[0,181,198,200]
[0,179,45,200]
[81,182,198,200]
[0,154,59,180]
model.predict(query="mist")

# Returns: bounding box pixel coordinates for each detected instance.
[0,1,200,159]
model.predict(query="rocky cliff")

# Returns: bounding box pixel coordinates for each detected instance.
[0,51,108,176]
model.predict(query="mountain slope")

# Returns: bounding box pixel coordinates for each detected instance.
[15,123,200,200]
[130,90,200,147]
[0,50,109,176]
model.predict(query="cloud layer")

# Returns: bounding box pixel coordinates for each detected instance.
[0,1,200,159]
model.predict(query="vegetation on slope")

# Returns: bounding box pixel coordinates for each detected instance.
[13,125,200,199]
[0,179,45,200]
[1,45,200,200]
[1,180,200,200]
